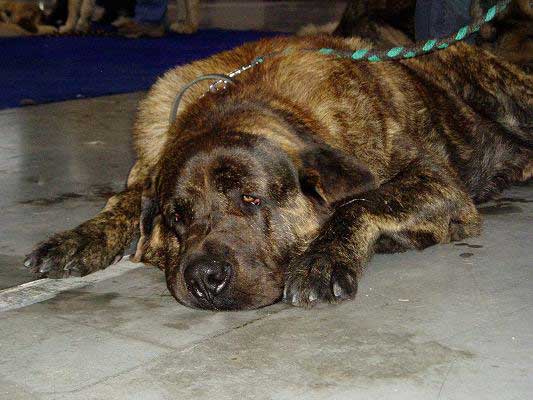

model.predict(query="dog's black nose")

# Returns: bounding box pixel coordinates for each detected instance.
[184,258,232,300]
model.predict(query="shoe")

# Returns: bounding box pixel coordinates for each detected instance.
[118,20,165,38]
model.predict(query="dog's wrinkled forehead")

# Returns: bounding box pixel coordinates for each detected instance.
[175,146,267,197]
[157,131,300,211]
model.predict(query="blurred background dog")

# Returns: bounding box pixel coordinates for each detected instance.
[44,0,136,32]
[0,0,56,36]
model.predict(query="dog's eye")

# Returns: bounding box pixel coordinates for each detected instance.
[242,194,261,206]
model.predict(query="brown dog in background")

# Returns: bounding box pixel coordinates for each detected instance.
[0,0,56,37]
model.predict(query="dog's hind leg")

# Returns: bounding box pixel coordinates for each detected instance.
[24,164,147,278]
[284,160,481,307]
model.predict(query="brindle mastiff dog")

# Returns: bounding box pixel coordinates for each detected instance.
[25,35,532,310]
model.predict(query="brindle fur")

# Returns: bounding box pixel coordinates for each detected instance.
[471,0,533,73]
[25,33,532,310]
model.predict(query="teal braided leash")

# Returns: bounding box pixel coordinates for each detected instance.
[310,0,511,62]
[170,0,511,124]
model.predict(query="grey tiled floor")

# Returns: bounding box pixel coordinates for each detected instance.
[0,92,531,400]
[0,1,532,396]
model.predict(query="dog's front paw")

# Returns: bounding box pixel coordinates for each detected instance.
[24,230,120,279]
[284,250,358,308]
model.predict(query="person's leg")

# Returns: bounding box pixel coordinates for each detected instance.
[415,0,473,40]
[119,0,168,37]
[170,0,200,34]
[76,0,96,32]
[134,0,168,24]
[59,0,81,33]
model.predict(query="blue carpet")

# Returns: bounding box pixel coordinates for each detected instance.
[0,30,281,109]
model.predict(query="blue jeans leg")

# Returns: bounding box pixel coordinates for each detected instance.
[415,0,473,40]
[134,0,168,24]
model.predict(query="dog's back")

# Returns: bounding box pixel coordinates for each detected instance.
[138,35,532,201]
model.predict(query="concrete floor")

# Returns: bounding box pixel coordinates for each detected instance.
[0,88,532,399]
[2,2,531,399]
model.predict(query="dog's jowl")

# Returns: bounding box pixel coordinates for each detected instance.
[25,35,532,310]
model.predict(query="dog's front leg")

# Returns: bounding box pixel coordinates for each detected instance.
[24,183,143,279]
[284,162,481,307]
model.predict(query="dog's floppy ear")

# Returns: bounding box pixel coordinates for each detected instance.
[133,177,163,263]
[298,145,376,206]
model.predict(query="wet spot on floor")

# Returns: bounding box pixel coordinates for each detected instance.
[44,290,121,308]
[18,184,118,206]
[20,192,83,206]
[38,290,164,327]
[89,184,118,198]
[460,252,474,258]
[164,321,190,330]
[478,203,522,215]
[455,243,483,249]
[494,197,532,204]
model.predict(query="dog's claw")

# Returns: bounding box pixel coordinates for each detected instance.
[284,251,358,307]
[291,294,298,304]
[39,259,53,273]
[333,281,343,298]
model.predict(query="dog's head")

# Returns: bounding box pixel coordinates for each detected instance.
[134,90,374,310]
[0,1,43,33]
